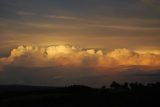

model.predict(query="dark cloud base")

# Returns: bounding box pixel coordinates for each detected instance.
[0,66,160,87]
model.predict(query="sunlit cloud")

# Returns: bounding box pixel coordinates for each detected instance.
[0,45,160,69]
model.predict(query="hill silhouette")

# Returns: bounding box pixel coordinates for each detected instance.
[0,82,160,107]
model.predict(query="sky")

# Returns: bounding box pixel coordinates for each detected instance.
[0,0,160,87]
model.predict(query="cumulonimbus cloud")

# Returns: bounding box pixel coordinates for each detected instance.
[0,45,160,69]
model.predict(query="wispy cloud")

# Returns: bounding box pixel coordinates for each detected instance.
[45,15,81,20]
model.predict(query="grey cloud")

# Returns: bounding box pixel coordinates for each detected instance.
[0,65,160,87]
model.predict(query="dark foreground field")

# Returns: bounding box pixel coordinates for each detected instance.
[0,82,160,107]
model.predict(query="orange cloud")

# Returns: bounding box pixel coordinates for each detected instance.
[0,45,160,69]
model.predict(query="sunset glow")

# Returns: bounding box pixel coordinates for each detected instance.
[0,0,160,87]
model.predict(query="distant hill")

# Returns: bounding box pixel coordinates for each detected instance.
[0,82,160,107]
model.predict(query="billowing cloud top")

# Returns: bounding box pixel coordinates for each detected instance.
[0,45,160,69]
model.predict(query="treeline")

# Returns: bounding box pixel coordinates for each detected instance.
[107,81,160,90]
[0,82,160,107]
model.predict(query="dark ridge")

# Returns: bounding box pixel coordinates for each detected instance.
[0,82,160,107]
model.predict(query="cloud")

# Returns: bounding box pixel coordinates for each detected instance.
[0,45,160,87]
[107,48,160,66]
[46,15,81,20]
[0,45,160,69]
